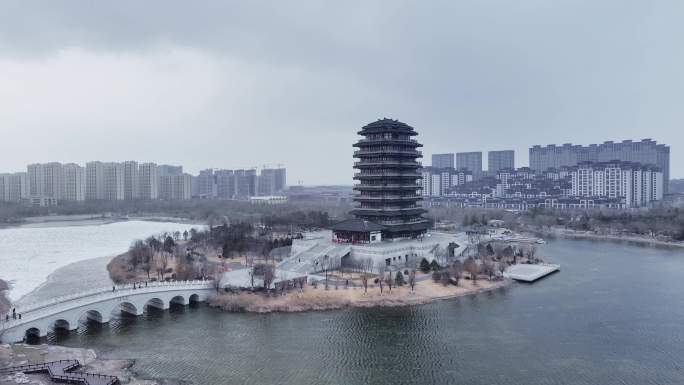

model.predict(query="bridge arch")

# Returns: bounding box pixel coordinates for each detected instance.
[189,294,200,304]
[25,327,42,344]
[170,295,186,306]
[79,309,106,324]
[144,298,166,312]
[113,301,140,317]
[52,319,70,331]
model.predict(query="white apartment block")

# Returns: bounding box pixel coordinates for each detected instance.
[123,161,140,200]
[85,162,104,200]
[0,174,11,202]
[0,172,27,202]
[85,161,124,200]
[196,169,215,199]
[27,162,65,206]
[159,173,192,200]
[63,163,85,201]
[420,167,473,197]
[570,161,663,208]
[102,162,124,200]
[420,168,432,196]
[138,163,159,200]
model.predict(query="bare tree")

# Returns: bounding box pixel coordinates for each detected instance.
[263,265,275,291]
[408,270,416,292]
[464,257,479,284]
[142,262,152,279]
[433,245,448,266]
[209,265,223,293]
[502,245,514,263]
[525,245,538,263]
[386,270,393,293]
[377,263,386,295]
[155,252,170,281]
[440,269,451,286]
[481,257,495,280]
[450,260,463,286]
[363,258,374,276]
[361,274,369,294]
[128,240,145,271]
[497,260,507,278]
[0,279,10,315]
[322,255,331,290]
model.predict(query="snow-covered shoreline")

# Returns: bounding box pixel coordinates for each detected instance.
[0,220,200,302]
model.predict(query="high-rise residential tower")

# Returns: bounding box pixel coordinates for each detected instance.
[488,150,515,174]
[215,170,236,199]
[27,162,64,206]
[257,167,287,196]
[456,152,483,179]
[431,153,454,169]
[235,169,257,198]
[196,169,215,199]
[138,163,159,200]
[0,172,27,202]
[62,163,85,201]
[122,161,140,200]
[530,139,670,192]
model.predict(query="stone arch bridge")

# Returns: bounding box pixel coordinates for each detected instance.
[0,280,214,343]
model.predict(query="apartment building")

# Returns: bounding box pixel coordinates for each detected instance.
[530,139,670,192]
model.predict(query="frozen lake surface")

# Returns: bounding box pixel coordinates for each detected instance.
[0,220,199,301]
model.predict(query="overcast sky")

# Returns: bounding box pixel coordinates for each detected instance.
[0,1,681,185]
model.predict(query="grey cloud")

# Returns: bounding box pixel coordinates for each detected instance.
[0,0,681,184]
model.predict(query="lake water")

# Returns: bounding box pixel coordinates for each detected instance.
[42,238,684,385]
[0,220,200,301]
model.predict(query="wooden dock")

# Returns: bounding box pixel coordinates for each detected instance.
[504,263,560,282]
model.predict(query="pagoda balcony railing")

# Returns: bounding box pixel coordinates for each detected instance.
[354,138,420,146]
[379,218,430,225]
[354,173,420,178]
[354,195,421,201]
[354,161,421,168]
[354,184,420,190]
[354,150,422,157]
[354,207,422,212]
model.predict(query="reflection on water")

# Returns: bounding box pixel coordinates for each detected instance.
[48,239,684,385]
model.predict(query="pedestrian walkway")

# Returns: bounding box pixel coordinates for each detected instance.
[0,359,119,384]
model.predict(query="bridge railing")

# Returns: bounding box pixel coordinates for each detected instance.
[1,279,214,329]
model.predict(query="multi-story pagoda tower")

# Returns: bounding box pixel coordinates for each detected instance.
[333,118,429,243]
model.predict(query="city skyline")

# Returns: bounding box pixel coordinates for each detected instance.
[0,135,674,188]
[1,160,286,205]
[0,2,682,184]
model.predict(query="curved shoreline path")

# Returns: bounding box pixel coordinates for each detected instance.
[0,220,199,302]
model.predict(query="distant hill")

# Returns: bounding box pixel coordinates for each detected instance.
[670,179,684,194]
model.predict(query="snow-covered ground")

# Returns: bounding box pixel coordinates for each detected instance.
[0,220,200,301]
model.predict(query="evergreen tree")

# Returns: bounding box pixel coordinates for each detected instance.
[395,271,405,286]
[420,258,431,273]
